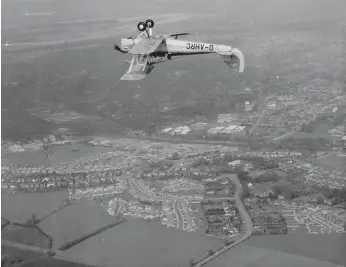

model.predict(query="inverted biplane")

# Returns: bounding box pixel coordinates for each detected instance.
[114,19,244,80]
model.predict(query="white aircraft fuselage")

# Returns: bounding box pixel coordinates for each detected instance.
[120,36,244,73]
[121,37,232,57]
[115,19,244,80]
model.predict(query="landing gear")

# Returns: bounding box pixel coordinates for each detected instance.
[137,19,154,32]
[145,19,154,28]
[137,22,146,32]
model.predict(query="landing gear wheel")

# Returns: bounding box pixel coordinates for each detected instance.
[137,22,146,32]
[145,19,154,28]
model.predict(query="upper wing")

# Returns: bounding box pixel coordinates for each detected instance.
[128,38,164,55]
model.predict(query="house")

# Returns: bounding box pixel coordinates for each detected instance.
[162,201,171,212]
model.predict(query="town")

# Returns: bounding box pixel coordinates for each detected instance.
[2,134,346,242]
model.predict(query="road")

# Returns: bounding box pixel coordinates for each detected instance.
[173,200,183,229]
[272,130,295,141]
[193,174,253,267]
[129,173,253,266]
[128,177,203,201]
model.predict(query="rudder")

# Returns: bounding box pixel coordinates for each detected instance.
[219,48,244,74]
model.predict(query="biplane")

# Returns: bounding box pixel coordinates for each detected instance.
[114,19,244,80]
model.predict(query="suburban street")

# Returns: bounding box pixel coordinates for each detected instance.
[129,171,253,266]
[194,174,253,267]
[173,200,183,229]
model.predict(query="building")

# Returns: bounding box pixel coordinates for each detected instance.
[162,201,171,212]
[267,102,277,110]
[161,127,173,133]
[244,101,251,111]
[228,160,241,167]
[144,205,154,213]
[341,136,346,147]
[218,114,236,124]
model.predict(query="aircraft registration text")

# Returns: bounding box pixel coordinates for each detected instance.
[186,42,214,51]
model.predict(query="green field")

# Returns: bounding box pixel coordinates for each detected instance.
[39,199,118,249]
[56,220,224,267]
[313,153,346,170]
[244,234,346,266]
[1,191,68,223]
[2,224,51,248]
[1,246,91,267]
[1,143,113,166]
[205,241,344,267]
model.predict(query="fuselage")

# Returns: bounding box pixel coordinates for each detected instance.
[120,37,233,57]
[118,20,244,80]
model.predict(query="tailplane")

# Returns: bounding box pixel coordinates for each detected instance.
[219,48,244,74]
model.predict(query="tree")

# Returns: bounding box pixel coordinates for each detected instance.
[283,188,293,201]
[315,194,324,204]
[225,239,234,246]
[43,179,48,191]
[208,249,213,256]
[53,171,57,187]
[241,184,250,199]
[268,192,276,200]
[330,198,338,205]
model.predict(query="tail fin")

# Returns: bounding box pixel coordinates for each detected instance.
[219,48,244,74]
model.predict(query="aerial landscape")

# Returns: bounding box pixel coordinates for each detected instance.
[1,0,346,266]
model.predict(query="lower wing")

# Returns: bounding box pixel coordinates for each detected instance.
[120,60,155,81]
[121,73,148,81]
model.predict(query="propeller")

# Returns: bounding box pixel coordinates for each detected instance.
[167,32,198,39]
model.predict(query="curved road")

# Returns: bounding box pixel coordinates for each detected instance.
[129,173,253,266]
[194,174,253,267]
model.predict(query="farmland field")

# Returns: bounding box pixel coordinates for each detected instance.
[245,234,346,266]
[2,224,51,248]
[1,143,114,166]
[313,152,346,171]
[39,199,119,249]
[205,241,344,267]
[1,191,68,223]
[56,220,224,267]
[1,246,92,267]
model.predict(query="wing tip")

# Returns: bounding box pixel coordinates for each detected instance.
[120,73,147,81]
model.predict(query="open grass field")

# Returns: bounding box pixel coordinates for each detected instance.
[1,245,43,262]
[39,199,118,249]
[245,234,346,266]
[2,224,51,248]
[2,143,114,166]
[56,220,224,267]
[1,191,68,223]
[313,152,346,171]
[205,241,344,267]
[1,246,92,267]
